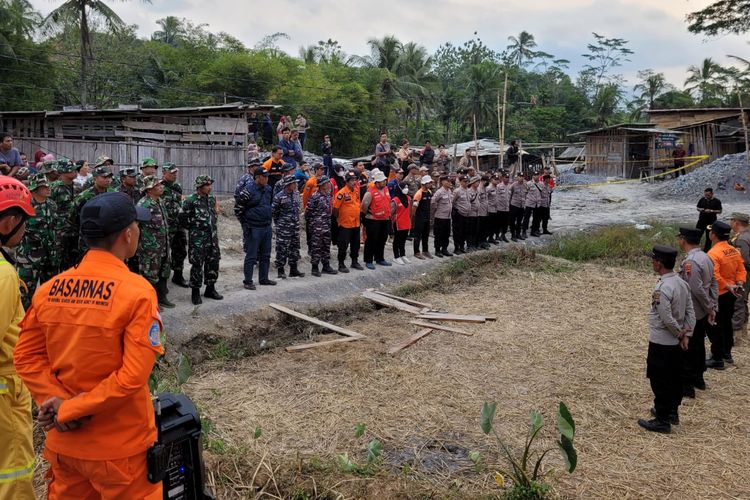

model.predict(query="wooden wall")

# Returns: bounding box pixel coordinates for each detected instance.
[14,137,245,194]
[649,111,740,130]
[585,131,625,177]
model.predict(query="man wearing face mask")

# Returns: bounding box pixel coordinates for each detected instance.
[431,175,453,257]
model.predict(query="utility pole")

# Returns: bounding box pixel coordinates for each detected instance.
[739,91,750,164]
[473,113,479,170]
[497,91,502,169]
[499,71,508,171]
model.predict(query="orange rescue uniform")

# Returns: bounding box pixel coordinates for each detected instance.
[302,175,318,208]
[333,185,361,228]
[708,240,747,295]
[14,249,165,499]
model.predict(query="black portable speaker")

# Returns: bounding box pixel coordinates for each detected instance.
[152,393,214,500]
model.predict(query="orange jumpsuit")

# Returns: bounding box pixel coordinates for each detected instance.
[14,249,165,499]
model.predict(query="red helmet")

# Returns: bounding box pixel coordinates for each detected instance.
[0,176,35,217]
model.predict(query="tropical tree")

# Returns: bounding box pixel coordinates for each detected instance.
[43,0,151,106]
[463,61,502,132]
[0,0,41,55]
[395,41,434,141]
[687,0,750,36]
[152,16,184,47]
[684,58,727,104]
[506,31,537,67]
[592,83,624,126]
[633,70,672,109]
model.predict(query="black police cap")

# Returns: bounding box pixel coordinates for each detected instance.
[646,244,678,260]
[710,220,731,236]
[80,192,151,238]
[677,227,703,240]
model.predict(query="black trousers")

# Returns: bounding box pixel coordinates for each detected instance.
[452,211,466,251]
[697,224,712,253]
[337,226,360,264]
[531,207,543,233]
[539,207,551,232]
[509,205,524,237]
[647,342,683,421]
[393,229,408,258]
[498,211,509,235]
[331,215,339,246]
[522,206,535,233]
[433,218,451,253]
[413,219,430,254]
[363,219,388,263]
[466,216,479,248]
[709,292,736,360]
[683,316,709,387]
[477,216,489,244]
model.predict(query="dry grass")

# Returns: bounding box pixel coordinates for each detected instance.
[185,255,750,499]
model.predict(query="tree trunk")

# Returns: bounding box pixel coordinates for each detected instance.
[415,101,421,144]
[79,5,92,108]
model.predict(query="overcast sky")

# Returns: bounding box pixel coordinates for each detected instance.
[31,0,749,88]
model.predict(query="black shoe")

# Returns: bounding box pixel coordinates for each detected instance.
[694,378,707,390]
[351,261,364,271]
[454,249,464,255]
[511,237,518,242]
[338,263,350,273]
[191,287,202,305]
[501,235,509,242]
[724,354,734,364]
[259,279,277,286]
[311,264,321,277]
[519,233,527,240]
[156,279,175,309]
[638,418,671,434]
[322,263,338,275]
[442,251,454,257]
[243,282,256,290]
[278,268,287,279]
[650,408,679,425]
[204,284,223,300]
[542,230,553,235]
[289,265,305,278]
[480,243,491,249]
[683,386,696,399]
[435,251,444,258]
[706,358,725,370]
[171,270,190,288]
[530,231,541,237]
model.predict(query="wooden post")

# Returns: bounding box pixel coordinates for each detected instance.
[473,113,479,170]
[499,71,508,171]
[452,143,458,172]
[518,139,523,175]
[739,92,750,164]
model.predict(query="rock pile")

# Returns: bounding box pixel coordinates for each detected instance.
[659,153,750,201]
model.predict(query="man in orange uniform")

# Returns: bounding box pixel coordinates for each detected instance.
[706,221,747,369]
[333,171,363,273]
[14,191,164,499]
[0,177,36,500]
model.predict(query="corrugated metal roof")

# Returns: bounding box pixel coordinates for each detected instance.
[1,102,280,118]
[644,107,743,114]
[620,127,685,134]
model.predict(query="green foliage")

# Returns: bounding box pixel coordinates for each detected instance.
[687,0,750,36]
[253,426,262,439]
[336,423,382,476]
[148,348,193,394]
[355,423,366,438]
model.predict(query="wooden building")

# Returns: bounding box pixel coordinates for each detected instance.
[0,102,279,193]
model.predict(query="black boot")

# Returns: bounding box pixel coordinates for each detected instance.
[338,262,350,273]
[311,264,321,277]
[501,234,509,243]
[520,231,527,240]
[322,262,338,275]
[204,283,223,300]
[289,263,305,278]
[350,260,364,271]
[650,407,679,425]
[171,269,189,288]
[157,278,175,309]
[637,418,671,434]
[278,267,287,279]
[191,287,202,305]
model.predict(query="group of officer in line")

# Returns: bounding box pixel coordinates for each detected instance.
[641,212,750,434]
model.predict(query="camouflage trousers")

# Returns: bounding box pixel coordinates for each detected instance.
[732,286,749,331]
[188,236,220,288]
[275,229,300,269]
[16,253,57,309]
[139,249,170,285]
[170,229,188,272]
[308,223,332,266]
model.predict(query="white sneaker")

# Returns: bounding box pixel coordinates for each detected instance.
[402,256,411,263]
[394,257,404,265]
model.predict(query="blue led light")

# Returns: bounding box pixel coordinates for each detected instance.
[179,466,185,473]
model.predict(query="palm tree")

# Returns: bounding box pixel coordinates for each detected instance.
[592,83,623,126]
[633,70,671,109]
[463,61,501,131]
[395,42,434,141]
[684,58,727,105]
[0,0,41,55]
[44,0,151,106]
[299,44,317,64]
[506,31,537,67]
[152,16,183,47]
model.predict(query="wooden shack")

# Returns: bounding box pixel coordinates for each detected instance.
[0,102,279,193]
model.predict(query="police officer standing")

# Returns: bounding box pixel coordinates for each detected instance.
[137,176,174,309]
[161,162,189,288]
[729,212,750,342]
[272,175,305,279]
[639,245,695,434]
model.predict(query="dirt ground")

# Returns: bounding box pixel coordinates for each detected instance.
[183,253,750,499]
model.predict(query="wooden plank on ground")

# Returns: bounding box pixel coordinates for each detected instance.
[366,289,433,309]
[361,291,423,314]
[269,303,364,338]
[286,336,362,352]
[409,320,474,337]
[388,329,434,354]
[415,314,487,324]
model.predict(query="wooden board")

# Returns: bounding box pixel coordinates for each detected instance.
[415,314,487,324]
[388,329,434,354]
[285,336,362,352]
[409,320,474,337]
[269,303,364,338]
[361,291,423,314]
[366,289,433,309]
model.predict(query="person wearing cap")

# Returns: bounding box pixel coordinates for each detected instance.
[180,175,223,305]
[272,175,305,280]
[238,168,276,290]
[72,165,115,254]
[82,155,118,191]
[509,172,526,241]
[137,176,174,309]
[330,164,346,245]
[451,175,471,254]
[431,175,453,257]
[49,159,79,270]
[696,188,722,252]
[677,227,718,396]
[321,134,333,176]
[495,172,511,243]
[117,166,142,204]
[387,166,404,198]
[39,159,60,184]
[302,162,326,208]
[706,220,747,368]
[295,160,312,192]
[138,157,158,190]
[390,180,412,265]
[403,164,421,199]
[360,169,392,269]
[411,175,434,259]
[638,245,695,434]
[273,162,297,198]
[161,162,189,288]
[0,177,36,499]
[237,159,261,195]
[476,175,491,249]
[262,146,286,190]
[465,176,481,251]
[484,175,498,244]
[730,212,750,341]
[73,160,91,191]
[333,171,363,272]
[16,173,59,309]
[14,191,164,499]
[305,175,338,277]
[537,173,553,235]
[521,171,541,239]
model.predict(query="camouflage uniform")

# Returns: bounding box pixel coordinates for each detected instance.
[72,167,115,252]
[137,176,170,284]
[180,176,220,288]
[161,163,187,276]
[48,160,79,270]
[117,167,142,204]
[83,155,121,191]
[305,186,332,267]
[272,176,302,271]
[137,157,159,192]
[16,174,58,308]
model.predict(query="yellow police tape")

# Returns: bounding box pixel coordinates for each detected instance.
[561,155,710,189]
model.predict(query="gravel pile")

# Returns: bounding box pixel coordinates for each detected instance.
[659,153,750,201]
[557,170,609,186]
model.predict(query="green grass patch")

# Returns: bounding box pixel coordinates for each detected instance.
[543,221,683,268]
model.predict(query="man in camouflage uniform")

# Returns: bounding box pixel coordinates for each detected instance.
[72,166,114,253]
[137,175,174,309]
[39,160,60,184]
[48,158,79,270]
[180,175,223,305]
[161,162,189,288]
[138,157,158,191]
[273,163,297,198]
[82,155,120,191]
[117,167,141,204]
[272,175,305,279]
[305,175,337,277]
[16,174,58,309]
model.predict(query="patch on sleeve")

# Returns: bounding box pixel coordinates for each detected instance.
[651,291,661,306]
[336,193,343,200]
[149,320,162,347]
[683,261,693,278]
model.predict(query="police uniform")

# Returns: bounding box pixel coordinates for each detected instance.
[496,179,511,242]
[466,178,480,250]
[509,177,526,240]
[730,212,750,333]
[522,176,541,238]
[431,182,453,256]
[137,176,173,309]
[640,245,695,433]
[14,192,163,499]
[272,175,304,278]
[452,179,470,253]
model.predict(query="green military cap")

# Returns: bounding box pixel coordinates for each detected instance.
[141,175,162,192]
[27,173,49,191]
[195,175,214,189]
[92,165,113,178]
[162,162,179,173]
[55,158,76,174]
[140,157,158,169]
[119,167,138,177]
[14,167,30,180]
[37,161,56,174]
[95,155,113,167]
[730,212,750,224]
